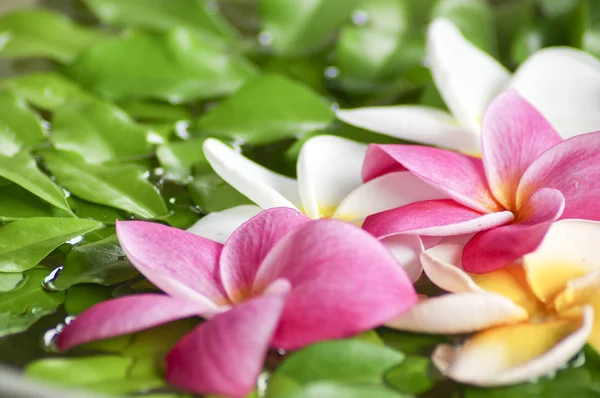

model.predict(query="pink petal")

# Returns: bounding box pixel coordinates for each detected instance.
[253,219,418,349]
[362,200,513,239]
[220,208,309,303]
[482,90,562,210]
[116,221,227,306]
[165,294,286,398]
[363,144,501,213]
[517,131,600,220]
[463,188,565,273]
[57,294,215,351]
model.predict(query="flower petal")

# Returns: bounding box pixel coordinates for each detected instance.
[165,294,286,398]
[482,90,562,210]
[57,294,214,351]
[463,188,565,274]
[219,208,309,303]
[510,47,600,139]
[254,219,418,349]
[296,135,367,219]
[363,145,501,213]
[421,243,482,293]
[333,171,448,223]
[362,199,513,239]
[382,235,424,282]
[433,306,593,386]
[517,131,600,220]
[203,138,301,210]
[523,219,600,303]
[387,292,528,334]
[427,19,510,134]
[116,221,227,306]
[187,205,262,243]
[336,106,479,153]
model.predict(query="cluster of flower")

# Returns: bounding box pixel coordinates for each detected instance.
[55,19,600,397]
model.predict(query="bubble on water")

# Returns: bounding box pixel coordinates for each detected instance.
[42,266,63,292]
[351,9,369,26]
[324,66,340,80]
[258,31,273,47]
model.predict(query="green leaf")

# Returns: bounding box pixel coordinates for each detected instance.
[280,382,409,398]
[196,74,334,144]
[64,284,114,315]
[51,99,151,164]
[2,72,95,111]
[0,184,60,221]
[0,268,65,337]
[266,339,404,397]
[83,0,238,39]
[0,272,22,292]
[384,356,435,395]
[67,197,124,225]
[189,171,253,213]
[43,150,169,219]
[53,234,136,290]
[0,9,105,63]
[376,328,449,356]
[0,152,71,213]
[68,29,257,103]
[432,0,497,55]
[118,99,191,123]
[156,137,209,182]
[259,0,361,56]
[0,217,103,272]
[0,90,45,156]
[25,355,163,394]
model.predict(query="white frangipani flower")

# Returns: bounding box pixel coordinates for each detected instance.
[188,135,447,281]
[336,18,600,154]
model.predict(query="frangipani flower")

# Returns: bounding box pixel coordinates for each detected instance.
[388,219,600,386]
[337,19,600,154]
[362,90,600,273]
[189,135,445,280]
[57,208,417,397]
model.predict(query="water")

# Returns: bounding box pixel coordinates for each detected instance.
[41,266,63,292]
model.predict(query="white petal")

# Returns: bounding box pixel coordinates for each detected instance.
[387,292,528,334]
[510,47,600,138]
[333,171,448,222]
[428,19,510,135]
[382,235,424,283]
[297,135,367,219]
[187,205,262,243]
[203,138,301,210]
[421,243,482,293]
[336,106,479,153]
[433,306,593,386]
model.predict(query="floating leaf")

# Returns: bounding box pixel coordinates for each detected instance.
[68,29,257,103]
[83,0,238,39]
[156,137,208,182]
[0,217,103,272]
[0,9,105,63]
[51,100,151,164]
[0,268,65,337]
[0,90,45,156]
[119,100,191,123]
[43,151,168,219]
[0,152,71,213]
[266,339,404,397]
[0,184,60,221]
[3,72,95,110]
[64,284,114,315]
[280,382,410,398]
[0,272,22,292]
[376,328,449,356]
[189,171,253,213]
[259,0,361,56]
[195,74,334,144]
[384,356,436,395]
[53,234,137,290]
[67,197,124,225]
[25,355,163,394]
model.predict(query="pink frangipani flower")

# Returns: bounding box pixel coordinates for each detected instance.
[361,90,600,273]
[57,208,417,397]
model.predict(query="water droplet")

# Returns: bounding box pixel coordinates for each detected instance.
[66,235,83,245]
[175,120,191,140]
[153,167,165,177]
[331,102,340,112]
[231,139,245,152]
[42,266,63,292]
[62,188,72,198]
[168,197,177,204]
[257,371,269,396]
[276,348,287,356]
[141,170,151,179]
[324,66,340,79]
[42,328,60,352]
[352,9,369,26]
[64,315,76,325]
[258,31,273,47]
